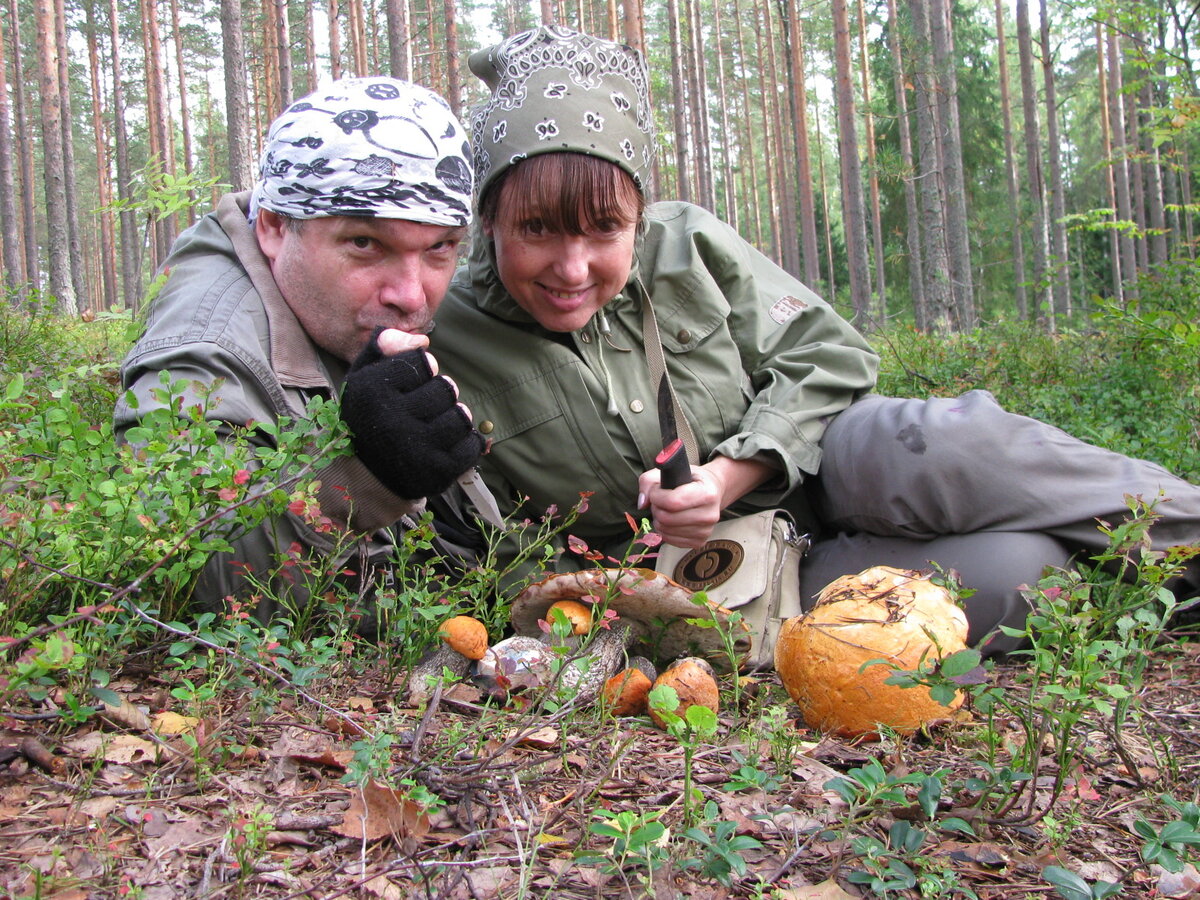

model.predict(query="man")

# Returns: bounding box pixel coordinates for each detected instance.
[115,77,487,615]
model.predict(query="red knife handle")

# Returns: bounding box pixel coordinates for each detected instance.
[656,438,693,490]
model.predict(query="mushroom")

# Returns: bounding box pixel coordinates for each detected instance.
[404,614,489,706]
[774,565,970,737]
[648,657,720,728]
[545,599,593,635]
[602,666,653,716]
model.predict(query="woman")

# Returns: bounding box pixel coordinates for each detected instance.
[432,25,1200,654]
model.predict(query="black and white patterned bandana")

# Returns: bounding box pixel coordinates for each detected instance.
[467,26,654,203]
[248,77,473,226]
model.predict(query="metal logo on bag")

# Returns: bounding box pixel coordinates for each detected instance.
[671,539,744,590]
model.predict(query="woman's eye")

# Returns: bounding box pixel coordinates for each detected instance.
[520,219,545,237]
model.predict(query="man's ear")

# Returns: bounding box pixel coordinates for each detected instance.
[254,209,287,264]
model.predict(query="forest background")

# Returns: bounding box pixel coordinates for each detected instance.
[1,0,1196,336]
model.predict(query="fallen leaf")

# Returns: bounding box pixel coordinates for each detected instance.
[101,697,152,731]
[152,711,200,736]
[1155,862,1200,898]
[362,874,405,900]
[774,879,856,899]
[290,748,355,770]
[104,735,158,765]
[943,840,1010,868]
[332,781,431,843]
[516,726,559,750]
[347,696,376,712]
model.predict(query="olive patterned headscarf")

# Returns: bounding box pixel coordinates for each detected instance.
[467,25,655,203]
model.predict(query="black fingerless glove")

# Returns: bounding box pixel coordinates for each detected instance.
[340,333,485,500]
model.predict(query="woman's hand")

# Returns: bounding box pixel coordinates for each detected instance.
[637,456,777,548]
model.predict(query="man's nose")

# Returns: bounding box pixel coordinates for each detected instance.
[553,236,591,283]
[378,260,427,312]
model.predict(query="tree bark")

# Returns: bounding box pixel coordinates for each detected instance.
[222,0,255,192]
[711,0,737,227]
[6,0,38,293]
[665,0,690,201]
[1105,23,1138,297]
[994,0,1026,319]
[386,0,411,79]
[907,0,953,331]
[1039,0,1069,318]
[0,8,23,298]
[752,1,782,263]
[444,0,460,115]
[857,0,886,321]
[170,0,197,226]
[275,0,293,110]
[887,0,923,323]
[1016,0,1049,325]
[785,0,820,290]
[929,0,974,328]
[34,0,75,312]
[84,0,115,310]
[831,0,871,324]
[107,0,139,307]
[54,0,86,308]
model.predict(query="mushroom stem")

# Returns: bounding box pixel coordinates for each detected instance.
[561,620,638,707]
[405,643,473,706]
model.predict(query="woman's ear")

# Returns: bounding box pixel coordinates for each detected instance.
[481,218,495,238]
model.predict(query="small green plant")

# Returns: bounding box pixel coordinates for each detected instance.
[1042,864,1122,900]
[1133,794,1200,873]
[224,804,274,892]
[649,682,719,827]
[723,748,784,793]
[680,800,764,886]
[575,807,670,887]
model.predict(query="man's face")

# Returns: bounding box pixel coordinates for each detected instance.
[255,211,467,362]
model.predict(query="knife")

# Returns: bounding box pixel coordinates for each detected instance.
[655,376,693,489]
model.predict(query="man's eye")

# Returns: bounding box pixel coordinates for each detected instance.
[350,236,374,249]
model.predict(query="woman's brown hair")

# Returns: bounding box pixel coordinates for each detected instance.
[479,152,644,235]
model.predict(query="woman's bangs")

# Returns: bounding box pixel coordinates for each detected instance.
[502,155,641,235]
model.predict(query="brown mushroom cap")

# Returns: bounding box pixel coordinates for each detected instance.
[546,599,593,635]
[775,565,969,737]
[648,657,720,728]
[509,568,750,668]
[438,615,489,661]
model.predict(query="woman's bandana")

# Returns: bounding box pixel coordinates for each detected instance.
[248,77,473,226]
[468,26,655,203]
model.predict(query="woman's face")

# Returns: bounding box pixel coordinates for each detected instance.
[484,167,640,333]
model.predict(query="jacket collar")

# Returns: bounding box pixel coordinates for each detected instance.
[217,193,337,390]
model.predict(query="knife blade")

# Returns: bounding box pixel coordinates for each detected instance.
[655,376,693,489]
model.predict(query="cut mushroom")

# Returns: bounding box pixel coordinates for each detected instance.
[509,567,750,670]
[404,614,489,706]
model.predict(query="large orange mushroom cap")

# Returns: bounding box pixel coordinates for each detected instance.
[775,566,969,737]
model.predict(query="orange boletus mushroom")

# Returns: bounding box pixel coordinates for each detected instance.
[648,657,720,728]
[775,565,969,737]
[546,599,593,635]
[602,667,653,716]
[438,615,489,661]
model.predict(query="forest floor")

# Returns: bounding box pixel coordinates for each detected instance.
[1,630,1199,900]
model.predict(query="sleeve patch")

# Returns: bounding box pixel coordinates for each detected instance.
[769,295,808,324]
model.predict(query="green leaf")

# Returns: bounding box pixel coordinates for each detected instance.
[1042,866,1094,900]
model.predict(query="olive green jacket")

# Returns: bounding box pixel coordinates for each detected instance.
[432,201,880,570]
[114,193,426,611]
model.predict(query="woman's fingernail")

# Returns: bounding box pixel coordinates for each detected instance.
[636,492,646,509]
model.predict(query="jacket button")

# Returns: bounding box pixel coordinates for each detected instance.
[676,328,692,343]
[629,400,644,413]
[479,420,494,434]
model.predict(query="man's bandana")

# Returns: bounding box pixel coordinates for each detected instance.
[248,77,473,226]
[468,26,655,204]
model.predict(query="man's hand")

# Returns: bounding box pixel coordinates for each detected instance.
[340,327,485,499]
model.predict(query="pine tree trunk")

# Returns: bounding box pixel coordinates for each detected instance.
[54,0,86,308]
[686,0,714,210]
[712,0,737,227]
[84,1,115,310]
[0,10,23,298]
[328,0,342,79]
[387,0,411,79]
[763,0,796,270]
[813,91,836,298]
[857,0,886,321]
[731,0,762,246]
[785,0,820,290]
[34,0,75,312]
[7,0,38,294]
[444,0,460,114]
[665,0,690,201]
[170,0,197,226]
[108,0,139,307]
[994,0,1026,319]
[888,0,924,324]
[929,0,974,329]
[752,2,782,263]
[275,0,293,109]
[299,1,315,93]
[1105,23,1137,297]
[222,0,255,192]
[1016,0,1049,325]
[907,0,953,332]
[1039,0,1069,318]
[832,0,871,323]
